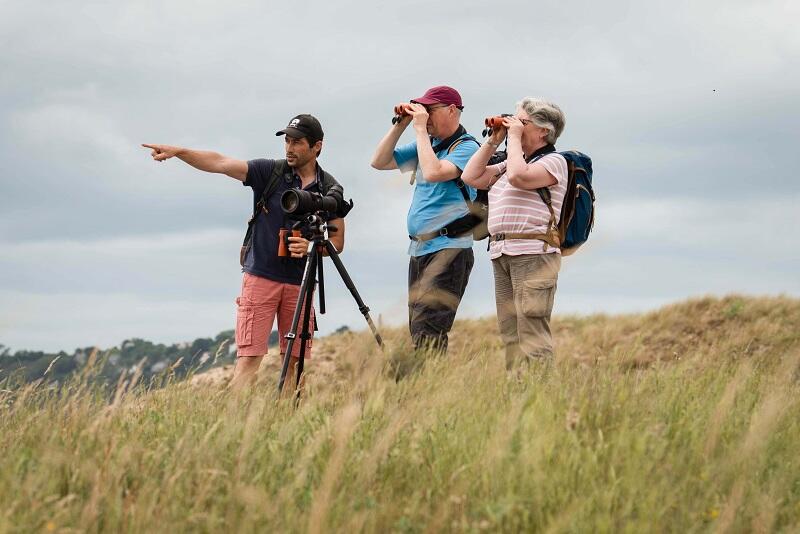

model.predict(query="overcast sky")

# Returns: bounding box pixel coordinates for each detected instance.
[1,0,798,352]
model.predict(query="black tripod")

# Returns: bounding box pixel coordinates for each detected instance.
[277,213,383,396]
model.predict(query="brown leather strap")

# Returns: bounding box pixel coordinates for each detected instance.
[490,231,561,249]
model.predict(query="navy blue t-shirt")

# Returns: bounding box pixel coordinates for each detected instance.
[242,159,322,285]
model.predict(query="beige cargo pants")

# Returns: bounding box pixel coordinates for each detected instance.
[492,253,561,369]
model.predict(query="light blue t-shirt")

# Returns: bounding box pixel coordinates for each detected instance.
[394,134,480,257]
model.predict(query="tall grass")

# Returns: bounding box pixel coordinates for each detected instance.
[1,295,798,532]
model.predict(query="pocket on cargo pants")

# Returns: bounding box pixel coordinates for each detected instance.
[235,296,255,348]
[520,278,557,318]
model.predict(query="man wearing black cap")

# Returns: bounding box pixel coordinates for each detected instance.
[142,114,350,390]
[371,86,480,354]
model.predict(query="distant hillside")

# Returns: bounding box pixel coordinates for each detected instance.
[0,330,239,388]
[197,294,800,390]
[1,324,355,390]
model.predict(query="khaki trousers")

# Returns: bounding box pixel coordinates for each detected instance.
[492,253,561,369]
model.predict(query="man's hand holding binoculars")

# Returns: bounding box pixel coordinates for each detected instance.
[391,102,434,132]
[391,103,414,127]
[404,103,430,133]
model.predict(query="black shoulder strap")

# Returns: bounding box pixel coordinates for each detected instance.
[256,159,287,214]
[450,134,481,203]
[524,144,556,199]
[316,163,340,195]
[526,144,556,163]
[430,124,467,153]
[455,177,471,203]
[531,146,556,206]
[411,125,478,186]
[242,159,286,249]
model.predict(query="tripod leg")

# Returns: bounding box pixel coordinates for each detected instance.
[317,247,326,315]
[294,262,316,397]
[323,241,384,349]
[278,245,318,394]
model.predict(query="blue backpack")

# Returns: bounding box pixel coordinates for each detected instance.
[484,147,595,253]
[555,151,595,255]
[531,150,595,255]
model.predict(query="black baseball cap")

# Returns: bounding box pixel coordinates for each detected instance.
[275,114,324,142]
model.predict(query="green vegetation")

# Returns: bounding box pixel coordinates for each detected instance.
[0,330,240,388]
[1,295,798,532]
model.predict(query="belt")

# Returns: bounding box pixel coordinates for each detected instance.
[489,232,547,242]
[409,227,452,242]
[410,227,470,242]
[489,232,560,248]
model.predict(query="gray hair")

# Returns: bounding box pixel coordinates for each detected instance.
[517,97,566,144]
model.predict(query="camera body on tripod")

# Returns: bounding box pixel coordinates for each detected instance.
[280,183,352,220]
[280,189,338,219]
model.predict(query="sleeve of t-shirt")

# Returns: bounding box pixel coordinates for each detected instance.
[537,154,569,186]
[393,141,418,173]
[443,137,480,172]
[244,158,276,190]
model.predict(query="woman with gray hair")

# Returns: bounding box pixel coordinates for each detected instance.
[462,98,568,369]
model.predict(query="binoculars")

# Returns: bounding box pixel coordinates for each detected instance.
[482,114,512,137]
[390,104,514,138]
[277,228,302,257]
[391,104,410,125]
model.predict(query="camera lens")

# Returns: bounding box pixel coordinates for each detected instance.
[280,189,305,215]
[280,189,334,217]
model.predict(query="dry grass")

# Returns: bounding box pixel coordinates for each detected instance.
[1,294,799,532]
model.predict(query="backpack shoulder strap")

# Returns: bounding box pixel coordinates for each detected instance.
[254,159,287,215]
[447,134,480,155]
[455,177,470,203]
[242,159,287,255]
[317,164,341,195]
[533,151,562,250]
[450,134,481,202]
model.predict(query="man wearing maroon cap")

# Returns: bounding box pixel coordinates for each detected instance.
[371,85,480,356]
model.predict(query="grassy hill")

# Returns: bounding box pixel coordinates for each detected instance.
[1,295,798,532]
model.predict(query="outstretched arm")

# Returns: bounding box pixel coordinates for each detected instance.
[141,144,248,182]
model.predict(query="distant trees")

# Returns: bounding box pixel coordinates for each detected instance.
[0,328,262,389]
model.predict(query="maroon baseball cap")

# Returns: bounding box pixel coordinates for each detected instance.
[411,85,463,109]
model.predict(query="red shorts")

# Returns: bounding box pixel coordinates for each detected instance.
[235,273,315,358]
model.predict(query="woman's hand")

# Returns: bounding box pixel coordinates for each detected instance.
[502,116,525,138]
[288,236,310,258]
[488,125,507,147]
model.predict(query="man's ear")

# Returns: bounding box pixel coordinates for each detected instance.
[314,140,323,156]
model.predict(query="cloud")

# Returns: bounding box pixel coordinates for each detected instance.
[1,0,798,350]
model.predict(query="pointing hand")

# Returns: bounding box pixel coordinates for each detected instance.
[141,143,181,162]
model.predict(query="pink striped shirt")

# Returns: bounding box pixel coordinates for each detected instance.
[488,153,568,259]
